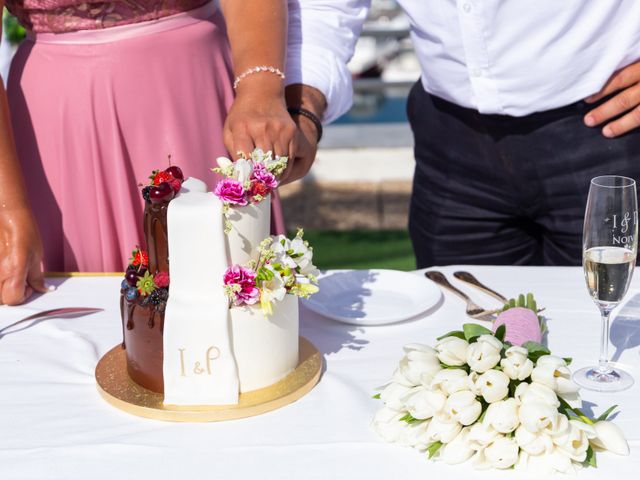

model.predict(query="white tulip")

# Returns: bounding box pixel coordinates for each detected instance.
[397,419,431,449]
[435,336,469,366]
[467,421,499,450]
[233,158,254,184]
[519,447,576,476]
[470,448,492,470]
[425,413,462,443]
[552,419,593,462]
[484,398,520,433]
[484,435,520,469]
[516,381,560,408]
[500,346,534,380]
[430,368,471,395]
[531,355,580,399]
[515,425,553,455]
[546,413,571,438]
[394,344,442,386]
[466,335,503,373]
[591,420,630,455]
[444,390,482,426]
[379,382,413,411]
[475,369,510,403]
[441,428,475,464]
[519,400,559,433]
[402,385,446,420]
[371,407,406,442]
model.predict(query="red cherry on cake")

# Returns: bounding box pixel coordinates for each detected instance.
[165,165,184,180]
[168,178,182,193]
[149,182,175,203]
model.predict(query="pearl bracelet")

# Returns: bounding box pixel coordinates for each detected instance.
[233,66,286,90]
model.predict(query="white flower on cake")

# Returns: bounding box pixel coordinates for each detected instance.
[371,319,629,474]
[223,229,319,315]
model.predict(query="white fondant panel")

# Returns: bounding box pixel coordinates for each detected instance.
[230,294,299,392]
[226,198,271,266]
[163,185,239,406]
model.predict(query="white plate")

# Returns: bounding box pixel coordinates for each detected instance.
[302,269,442,326]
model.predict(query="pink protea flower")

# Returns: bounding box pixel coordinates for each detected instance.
[223,265,259,305]
[251,163,278,189]
[154,271,170,288]
[214,178,248,206]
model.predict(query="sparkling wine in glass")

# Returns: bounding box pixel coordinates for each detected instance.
[574,175,637,392]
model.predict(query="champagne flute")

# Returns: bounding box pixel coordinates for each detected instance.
[573,175,637,392]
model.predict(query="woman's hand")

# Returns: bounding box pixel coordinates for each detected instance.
[0,207,46,305]
[223,76,297,161]
[584,60,640,137]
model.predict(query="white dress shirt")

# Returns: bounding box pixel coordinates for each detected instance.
[286,0,640,123]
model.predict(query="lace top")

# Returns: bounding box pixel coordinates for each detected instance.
[6,0,210,33]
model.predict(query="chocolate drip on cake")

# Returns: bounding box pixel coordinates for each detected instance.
[144,202,169,274]
[120,195,172,393]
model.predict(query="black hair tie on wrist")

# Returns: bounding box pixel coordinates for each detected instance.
[287,107,323,143]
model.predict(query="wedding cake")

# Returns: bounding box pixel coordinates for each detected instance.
[119,151,319,406]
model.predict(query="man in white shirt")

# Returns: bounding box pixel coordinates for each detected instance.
[283,0,640,267]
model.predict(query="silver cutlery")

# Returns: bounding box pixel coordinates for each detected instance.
[453,271,508,303]
[425,271,498,322]
[0,307,103,337]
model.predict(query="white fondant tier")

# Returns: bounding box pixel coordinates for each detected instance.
[231,294,299,392]
[226,197,271,265]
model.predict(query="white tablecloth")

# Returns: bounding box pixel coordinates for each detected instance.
[0,266,639,479]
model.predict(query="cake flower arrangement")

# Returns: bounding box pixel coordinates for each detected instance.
[223,229,319,315]
[212,149,288,233]
[372,299,629,475]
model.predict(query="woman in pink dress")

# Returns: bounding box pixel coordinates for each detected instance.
[0,0,297,304]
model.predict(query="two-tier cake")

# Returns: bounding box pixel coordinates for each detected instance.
[118,151,318,406]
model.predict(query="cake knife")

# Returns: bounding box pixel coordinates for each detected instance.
[0,307,103,338]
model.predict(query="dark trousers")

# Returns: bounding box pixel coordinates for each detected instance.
[407,81,640,268]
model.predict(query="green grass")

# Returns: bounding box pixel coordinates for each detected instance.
[299,230,416,271]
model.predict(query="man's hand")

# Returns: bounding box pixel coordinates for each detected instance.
[280,84,327,185]
[0,207,46,305]
[279,114,319,185]
[584,60,640,137]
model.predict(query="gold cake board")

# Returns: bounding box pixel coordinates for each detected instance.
[96,337,322,422]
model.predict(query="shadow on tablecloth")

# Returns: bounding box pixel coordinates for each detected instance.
[611,292,640,363]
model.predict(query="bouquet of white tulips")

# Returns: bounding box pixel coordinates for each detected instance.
[372,323,629,475]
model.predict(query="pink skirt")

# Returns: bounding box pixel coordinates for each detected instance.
[7,2,285,272]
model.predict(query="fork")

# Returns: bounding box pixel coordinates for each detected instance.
[0,307,103,337]
[425,271,498,322]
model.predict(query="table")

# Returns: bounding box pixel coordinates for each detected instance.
[0,266,639,479]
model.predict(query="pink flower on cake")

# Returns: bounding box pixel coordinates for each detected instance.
[154,271,170,288]
[214,178,248,206]
[251,163,278,189]
[223,265,259,305]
